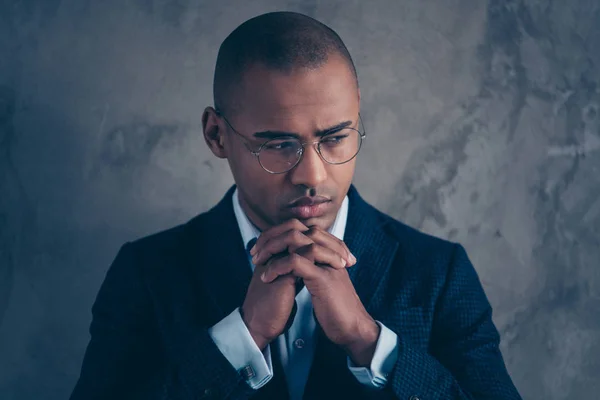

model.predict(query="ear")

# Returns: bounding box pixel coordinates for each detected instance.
[202,107,227,159]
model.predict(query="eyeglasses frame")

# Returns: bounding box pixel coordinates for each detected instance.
[214,109,367,174]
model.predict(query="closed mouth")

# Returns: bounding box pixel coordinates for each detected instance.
[287,197,331,208]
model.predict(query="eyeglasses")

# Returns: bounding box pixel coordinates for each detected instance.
[215,110,366,174]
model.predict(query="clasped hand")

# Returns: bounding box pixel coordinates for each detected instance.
[240,219,380,366]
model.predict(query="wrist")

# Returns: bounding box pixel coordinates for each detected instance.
[239,307,270,351]
[249,332,269,351]
[344,319,380,367]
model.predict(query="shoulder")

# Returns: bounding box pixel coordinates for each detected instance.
[124,187,235,262]
[122,211,210,274]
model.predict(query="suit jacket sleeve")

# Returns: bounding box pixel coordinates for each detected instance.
[374,243,522,400]
[69,243,257,400]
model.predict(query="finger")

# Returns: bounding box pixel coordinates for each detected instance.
[295,243,347,270]
[250,219,309,256]
[305,226,357,266]
[307,226,355,265]
[251,219,309,255]
[261,253,319,283]
[252,260,293,284]
[252,229,313,265]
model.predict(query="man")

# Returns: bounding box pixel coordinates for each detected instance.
[71,11,522,400]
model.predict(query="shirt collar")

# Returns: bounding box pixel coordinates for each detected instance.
[232,188,349,250]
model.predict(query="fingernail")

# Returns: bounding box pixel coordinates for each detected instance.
[350,253,357,264]
[261,272,267,282]
[341,258,347,267]
[250,245,257,255]
[252,254,259,264]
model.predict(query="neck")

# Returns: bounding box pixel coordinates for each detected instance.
[237,191,271,232]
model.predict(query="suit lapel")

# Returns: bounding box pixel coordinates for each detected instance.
[344,185,399,314]
[188,186,253,324]
[303,185,400,399]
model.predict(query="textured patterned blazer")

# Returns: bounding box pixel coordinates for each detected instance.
[70,185,522,400]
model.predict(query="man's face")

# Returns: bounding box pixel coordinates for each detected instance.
[205,55,360,231]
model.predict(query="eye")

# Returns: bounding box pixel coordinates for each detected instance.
[264,140,297,150]
[321,135,347,145]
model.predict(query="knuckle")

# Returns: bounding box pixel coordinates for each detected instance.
[287,252,299,262]
[306,242,318,254]
[290,218,306,229]
[263,266,280,279]
[290,229,304,242]
[288,252,303,265]
[259,237,270,250]
[297,243,315,257]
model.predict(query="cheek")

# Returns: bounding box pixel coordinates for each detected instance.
[227,146,260,181]
[235,164,286,206]
[256,176,287,205]
[329,160,356,185]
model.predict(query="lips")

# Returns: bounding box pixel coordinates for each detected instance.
[287,196,331,219]
[288,196,330,207]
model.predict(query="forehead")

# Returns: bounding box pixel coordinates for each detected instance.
[233,55,359,134]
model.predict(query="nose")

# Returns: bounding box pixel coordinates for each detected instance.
[288,143,327,188]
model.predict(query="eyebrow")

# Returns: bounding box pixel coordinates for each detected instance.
[252,120,354,139]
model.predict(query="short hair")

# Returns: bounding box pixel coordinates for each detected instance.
[213,11,358,114]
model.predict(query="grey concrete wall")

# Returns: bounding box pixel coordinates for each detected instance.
[1,1,599,399]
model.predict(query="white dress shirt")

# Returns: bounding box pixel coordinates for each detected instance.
[208,189,399,399]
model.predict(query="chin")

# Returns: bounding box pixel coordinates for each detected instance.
[302,215,336,230]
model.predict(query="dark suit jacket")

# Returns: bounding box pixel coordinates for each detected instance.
[70,185,522,400]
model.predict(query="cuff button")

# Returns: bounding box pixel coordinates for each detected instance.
[239,365,256,380]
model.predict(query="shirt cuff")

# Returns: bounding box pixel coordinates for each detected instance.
[208,307,273,389]
[347,321,399,388]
